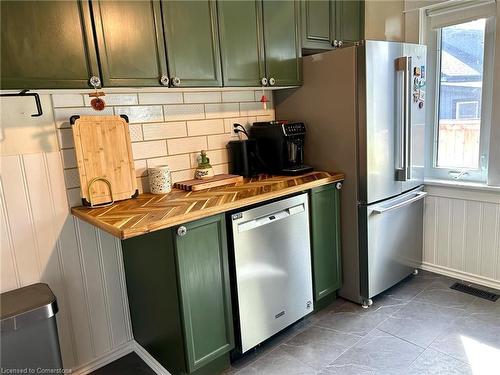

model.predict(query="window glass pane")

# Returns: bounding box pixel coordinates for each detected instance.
[437,19,485,169]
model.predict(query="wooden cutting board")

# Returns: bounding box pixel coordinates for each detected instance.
[174,174,243,191]
[71,115,137,207]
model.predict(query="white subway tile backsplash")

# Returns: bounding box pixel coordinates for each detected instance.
[254,90,273,104]
[190,148,228,168]
[222,91,254,103]
[66,187,82,207]
[52,94,84,108]
[147,154,191,171]
[171,169,196,184]
[213,163,229,175]
[134,159,147,177]
[239,102,272,117]
[132,140,167,159]
[136,176,149,194]
[143,122,187,140]
[164,104,205,121]
[84,94,138,106]
[187,119,224,136]
[223,116,257,133]
[54,107,113,128]
[167,136,207,155]
[138,92,183,105]
[61,149,77,169]
[184,91,221,104]
[205,103,239,119]
[115,106,163,124]
[207,133,237,150]
[64,168,81,189]
[57,129,75,149]
[128,124,143,142]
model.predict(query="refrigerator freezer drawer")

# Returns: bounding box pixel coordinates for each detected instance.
[362,187,425,299]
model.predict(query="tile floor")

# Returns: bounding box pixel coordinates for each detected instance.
[96,270,499,374]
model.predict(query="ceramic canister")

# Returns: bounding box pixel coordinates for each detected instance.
[148,165,172,194]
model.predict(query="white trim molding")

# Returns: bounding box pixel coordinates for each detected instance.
[421,262,500,290]
[71,341,135,375]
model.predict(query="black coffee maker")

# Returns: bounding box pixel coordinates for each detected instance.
[249,121,313,175]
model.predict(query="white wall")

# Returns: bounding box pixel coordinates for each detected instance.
[364,0,405,41]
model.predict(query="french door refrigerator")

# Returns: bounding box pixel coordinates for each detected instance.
[275,41,427,306]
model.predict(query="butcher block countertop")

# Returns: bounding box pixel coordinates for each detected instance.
[71,171,344,240]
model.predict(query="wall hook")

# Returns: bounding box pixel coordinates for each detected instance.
[0,89,43,117]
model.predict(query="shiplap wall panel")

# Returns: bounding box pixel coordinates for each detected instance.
[423,186,500,288]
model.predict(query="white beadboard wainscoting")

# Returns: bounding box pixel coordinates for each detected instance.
[0,152,133,373]
[423,184,500,290]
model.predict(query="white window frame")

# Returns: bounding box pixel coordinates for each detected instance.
[455,100,480,119]
[425,9,496,183]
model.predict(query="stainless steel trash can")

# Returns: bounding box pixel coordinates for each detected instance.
[1,283,63,371]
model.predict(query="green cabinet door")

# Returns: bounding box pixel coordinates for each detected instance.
[335,0,364,43]
[176,215,234,372]
[218,1,265,87]
[310,184,342,301]
[162,0,222,87]
[301,0,335,51]
[262,0,302,86]
[92,0,168,87]
[0,0,99,89]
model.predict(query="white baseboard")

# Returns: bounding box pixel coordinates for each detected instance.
[71,341,135,375]
[131,341,171,375]
[421,262,500,291]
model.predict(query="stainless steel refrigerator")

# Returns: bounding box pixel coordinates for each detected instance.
[275,41,427,307]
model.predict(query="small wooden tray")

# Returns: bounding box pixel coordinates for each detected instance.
[174,174,243,191]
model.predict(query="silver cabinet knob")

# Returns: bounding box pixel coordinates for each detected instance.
[332,40,338,47]
[338,40,343,47]
[336,182,343,190]
[177,226,187,237]
[261,77,268,86]
[171,77,181,87]
[159,75,169,86]
[269,77,276,86]
[89,76,101,88]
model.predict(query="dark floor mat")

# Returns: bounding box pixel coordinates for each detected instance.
[90,353,156,375]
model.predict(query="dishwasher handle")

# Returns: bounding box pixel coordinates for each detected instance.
[237,204,305,233]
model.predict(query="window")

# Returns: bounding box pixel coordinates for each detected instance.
[428,16,495,182]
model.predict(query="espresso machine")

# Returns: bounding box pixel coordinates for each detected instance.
[249,121,313,175]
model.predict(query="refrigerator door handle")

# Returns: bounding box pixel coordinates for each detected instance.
[395,56,412,182]
[372,191,427,214]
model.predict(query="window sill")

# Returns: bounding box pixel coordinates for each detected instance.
[424,178,500,193]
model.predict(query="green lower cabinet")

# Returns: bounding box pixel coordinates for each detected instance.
[162,0,222,87]
[121,214,233,375]
[262,0,302,86]
[0,0,99,89]
[92,0,168,87]
[309,184,342,302]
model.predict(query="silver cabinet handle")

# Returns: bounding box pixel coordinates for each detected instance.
[338,40,343,47]
[159,75,169,86]
[336,182,343,190]
[372,192,427,214]
[89,76,101,88]
[269,77,276,86]
[261,77,268,86]
[171,77,181,87]
[177,226,187,237]
[395,56,412,182]
[332,40,338,47]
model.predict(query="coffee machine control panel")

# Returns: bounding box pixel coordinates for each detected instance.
[282,122,306,136]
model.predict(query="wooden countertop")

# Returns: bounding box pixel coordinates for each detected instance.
[71,171,344,239]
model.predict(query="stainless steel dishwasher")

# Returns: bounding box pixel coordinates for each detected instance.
[230,193,313,353]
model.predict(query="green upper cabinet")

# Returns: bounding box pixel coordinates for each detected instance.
[335,0,364,44]
[309,184,342,301]
[0,0,99,89]
[218,1,265,87]
[301,0,335,51]
[161,0,222,87]
[262,0,301,86]
[175,215,234,372]
[92,0,168,87]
